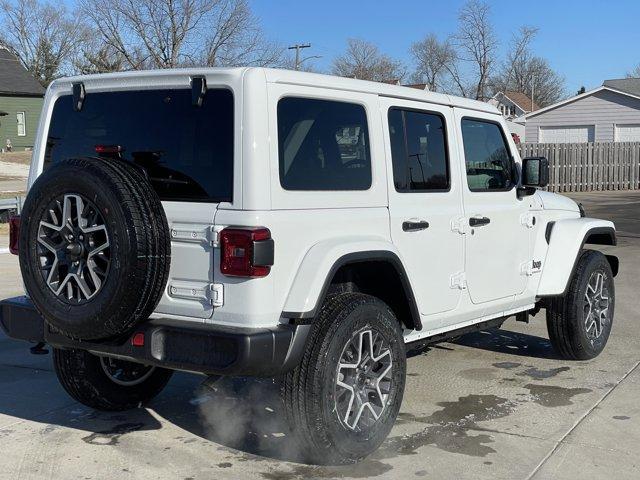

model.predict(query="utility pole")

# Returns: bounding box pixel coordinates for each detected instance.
[288,43,312,70]
[531,75,535,111]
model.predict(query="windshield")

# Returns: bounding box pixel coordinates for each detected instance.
[45,88,234,202]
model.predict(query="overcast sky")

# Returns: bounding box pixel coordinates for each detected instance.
[251,0,640,94]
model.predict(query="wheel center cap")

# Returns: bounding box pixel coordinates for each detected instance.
[65,242,84,258]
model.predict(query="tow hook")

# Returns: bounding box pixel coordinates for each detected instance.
[29,342,49,355]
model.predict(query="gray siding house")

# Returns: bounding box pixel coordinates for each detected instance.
[523,78,640,143]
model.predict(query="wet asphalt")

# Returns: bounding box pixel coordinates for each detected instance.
[0,190,638,479]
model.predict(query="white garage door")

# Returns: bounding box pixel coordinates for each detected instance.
[615,124,640,142]
[539,125,595,143]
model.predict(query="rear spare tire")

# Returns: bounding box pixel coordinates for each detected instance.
[19,158,170,340]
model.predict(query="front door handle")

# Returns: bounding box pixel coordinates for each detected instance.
[469,216,491,227]
[402,220,430,232]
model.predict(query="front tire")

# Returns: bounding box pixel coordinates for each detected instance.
[53,348,173,411]
[282,293,406,465]
[546,250,615,360]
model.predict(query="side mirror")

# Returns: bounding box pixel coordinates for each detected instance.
[522,156,549,188]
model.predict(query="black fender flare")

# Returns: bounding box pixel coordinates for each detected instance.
[282,250,422,331]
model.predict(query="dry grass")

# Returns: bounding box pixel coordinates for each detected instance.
[0,151,32,165]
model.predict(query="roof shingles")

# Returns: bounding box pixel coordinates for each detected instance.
[0,48,45,96]
[503,91,539,112]
[603,78,640,97]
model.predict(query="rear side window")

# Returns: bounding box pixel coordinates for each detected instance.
[461,118,514,191]
[388,108,449,191]
[277,97,371,191]
[45,88,234,202]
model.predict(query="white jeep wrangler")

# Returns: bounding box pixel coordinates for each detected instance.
[1,68,617,464]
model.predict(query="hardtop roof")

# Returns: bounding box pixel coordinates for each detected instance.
[50,67,499,115]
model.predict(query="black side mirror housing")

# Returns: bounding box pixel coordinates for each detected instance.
[522,156,549,187]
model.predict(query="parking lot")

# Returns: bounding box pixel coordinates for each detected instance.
[0,190,638,480]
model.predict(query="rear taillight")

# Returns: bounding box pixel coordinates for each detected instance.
[219,227,274,278]
[9,215,20,255]
[94,144,123,154]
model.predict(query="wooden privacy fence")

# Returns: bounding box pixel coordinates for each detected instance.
[518,142,640,192]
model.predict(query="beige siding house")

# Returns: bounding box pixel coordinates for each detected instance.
[0,48,45,151]
[523,79,640,143]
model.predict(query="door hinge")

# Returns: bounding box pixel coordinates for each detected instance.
[210,225,225,247]
[450,216,467,235]
[168,282,224,307]
[520,212,536,229]
[210,283,224,307]
[450,272,467,290]
[170,224,217,245]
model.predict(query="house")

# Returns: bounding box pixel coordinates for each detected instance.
[489,91,540,119]
[488,91,539,142]
[522,78,640,143]
[0,47,45,151]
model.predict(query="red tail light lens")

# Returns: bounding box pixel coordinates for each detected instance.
[9,215,20,255]
[94,144,123,154]
[220,227,273,278]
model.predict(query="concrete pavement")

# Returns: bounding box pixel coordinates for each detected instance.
[0,191,638,479]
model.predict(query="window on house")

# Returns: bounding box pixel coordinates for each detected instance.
[16,112,26,136]
[277,97,371,191]
[388,108,449,191]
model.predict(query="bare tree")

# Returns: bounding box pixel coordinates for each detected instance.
[410,34,455,91]
[74,43,128,75]
[0,0,87,86]
[202,0,282,67]
[79,0,283,71]
[332,38,405,82]
[449,0,498,100]
[627,64,640,78]
[500,26,538,86]
[491,26,565,107]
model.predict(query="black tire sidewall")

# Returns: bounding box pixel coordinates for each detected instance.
[570,251,615,358]
[316,297,406,460]
[53,348,172,411]
[19,158,170,341]
[21,162,136,338]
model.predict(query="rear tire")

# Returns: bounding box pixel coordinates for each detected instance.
[546,250,615,360]
[282,293,406,465]
[53,348,173,411]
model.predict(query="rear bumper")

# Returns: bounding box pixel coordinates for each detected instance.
[0,296,310,377]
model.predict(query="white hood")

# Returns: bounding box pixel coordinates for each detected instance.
[536,191,580,213]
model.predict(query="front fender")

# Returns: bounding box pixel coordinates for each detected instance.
[537,218,616,296]
[281,236,415,321]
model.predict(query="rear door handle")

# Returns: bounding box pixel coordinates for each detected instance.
[469,216,491,227]
[402,220,430,232]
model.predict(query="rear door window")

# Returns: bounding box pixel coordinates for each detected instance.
[388,108,449,191]
[45,88,234,202]
[277,97,371,191]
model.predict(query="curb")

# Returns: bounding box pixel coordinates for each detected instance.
[0,248,9,255]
